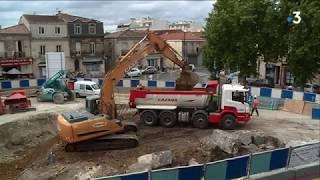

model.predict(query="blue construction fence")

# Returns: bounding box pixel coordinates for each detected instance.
[0,78,319,103]
[94,142,320,180]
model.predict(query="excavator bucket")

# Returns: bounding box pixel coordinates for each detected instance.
[175,69,199,91]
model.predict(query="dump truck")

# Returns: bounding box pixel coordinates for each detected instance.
[129,81,251,129]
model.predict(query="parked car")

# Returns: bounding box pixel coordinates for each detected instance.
[125,68,142,77]
[142,66,157,74]
[179,64,195,72]
[74,81,100,97]
[304,83,320,94]
[247,79,274,88]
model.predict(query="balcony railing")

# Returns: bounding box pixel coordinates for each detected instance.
[71,51,104,57]
[0,51,26,58]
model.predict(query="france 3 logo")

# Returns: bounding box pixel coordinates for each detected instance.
[287,11,301,25]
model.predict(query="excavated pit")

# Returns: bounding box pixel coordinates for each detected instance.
[0,110,286,180]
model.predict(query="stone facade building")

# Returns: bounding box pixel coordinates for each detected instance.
[0,24,33,79]
[19,14,70,77]
[57,12,105,77]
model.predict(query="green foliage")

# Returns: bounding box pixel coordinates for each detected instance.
[203,0,320,85]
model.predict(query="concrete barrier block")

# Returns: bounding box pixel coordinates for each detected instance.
[260,88,272,97]
[29,79,37,87]
[316,94,320,104]
[140,80,148,86]
[20,80,30,88]
[11,80,20,88]
[123,79,131,88]
[271,88,282,99]
[251,87,260,97]
[158,81,165,88]
[293,91,304,100]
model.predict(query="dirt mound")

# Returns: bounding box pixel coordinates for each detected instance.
[175,70,199,90]
[0,113,58,162]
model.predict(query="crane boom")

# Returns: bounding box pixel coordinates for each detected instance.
[100,31,197,118]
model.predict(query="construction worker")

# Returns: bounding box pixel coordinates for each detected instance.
[251,95,260,117]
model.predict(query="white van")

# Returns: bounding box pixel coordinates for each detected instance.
[74,81,100,97]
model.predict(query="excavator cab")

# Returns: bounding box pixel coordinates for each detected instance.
[86,95,100,115]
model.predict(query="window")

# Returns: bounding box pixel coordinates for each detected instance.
[90,42,95,55]
[76,42,81,55]
[86,64,99,72]
[89,23,96,34]
[38,26,45,34]
[86,85,93,91]
[56,45,62,52]
[232,91,248,103]
[40,45,46,55]
[80,84,85,90]
[74,24,81,34]
[148,58,158,66]
[55,27,60,34]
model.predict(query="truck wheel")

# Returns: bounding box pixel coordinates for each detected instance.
[141,110,158,126]
[67,92,75,101]
[53,93,64,104]
[159,110,176,128]
[220,114,236,130]
[192,110,208,129]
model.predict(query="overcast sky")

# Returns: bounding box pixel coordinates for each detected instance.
[0,1,213,32]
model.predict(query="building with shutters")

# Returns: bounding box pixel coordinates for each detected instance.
[57,11,105,77]
[0,24,33,79]
[19,14,70,77]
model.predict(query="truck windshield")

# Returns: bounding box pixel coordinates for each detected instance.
[92,84,100,90]
[232,91,248,103]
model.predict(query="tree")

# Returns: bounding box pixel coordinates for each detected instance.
[203,0,320,85]
[280,0,320,85]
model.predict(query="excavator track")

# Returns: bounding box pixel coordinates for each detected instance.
[65,133,138,152]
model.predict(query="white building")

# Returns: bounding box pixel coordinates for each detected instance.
[169,21,204,32]
[19,14,70,77]
[117,17,169,31]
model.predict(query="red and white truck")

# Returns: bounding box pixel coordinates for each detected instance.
[129,80,251,129]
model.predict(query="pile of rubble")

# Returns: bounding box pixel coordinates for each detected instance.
[200,129,285,155]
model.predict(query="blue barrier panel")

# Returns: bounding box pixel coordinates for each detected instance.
[226,155,249,179]
[178,165,203,180]
[270,148,289,170]
[121,172,148,180]
[165,81,175,88]
[148,80,157,87]
[131,80,140,87]
[281,90,293,99]
[98,79,103,86]
[117,80,123,87]
[205,160,227,180]
[303,92,316,102]
[152,168,178,180]
[20,80,29,88]
[260,88,272,97]
[1,81,12,89]
[37,79,46,86]
[250,152,272,175]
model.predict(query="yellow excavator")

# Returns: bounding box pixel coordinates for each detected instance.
[56,31,198,151]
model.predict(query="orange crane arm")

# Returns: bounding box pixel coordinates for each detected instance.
[100,32,189,118]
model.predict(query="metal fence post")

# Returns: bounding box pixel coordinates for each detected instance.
[246,153,253,179]
[286,146,293,170]
[148,169,152,180]
[203,163,207,180]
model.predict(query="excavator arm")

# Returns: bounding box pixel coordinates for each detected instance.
[100,31,198,118]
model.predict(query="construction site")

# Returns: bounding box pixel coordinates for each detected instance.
[0,32,319,180]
